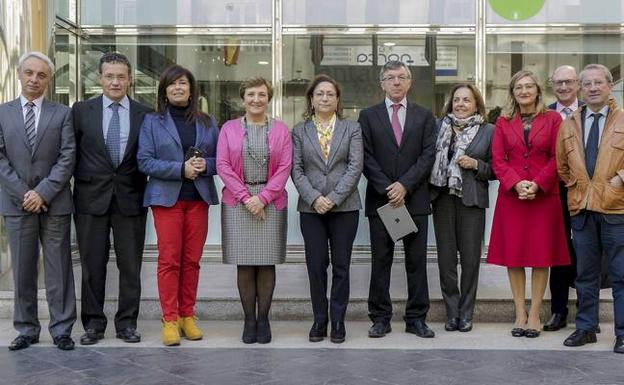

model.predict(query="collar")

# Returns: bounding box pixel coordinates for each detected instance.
[385,97,407,110]
[102,94,130,110]
[586,104,609,118]
[20,94,44,109]
[556,99,579,113]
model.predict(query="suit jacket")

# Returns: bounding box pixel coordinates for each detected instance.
[137,110,219,207]
[72,95,152,216]
[216,118,292,210]
[430,120,494,209]
[0,98,75,216]
[291,118,363,213]
[358,101,436,217]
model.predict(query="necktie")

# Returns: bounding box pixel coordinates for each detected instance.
[562,107,572,119]
[391,103,402,146]
[106,103,121,167]
[24,102,37,151]
[585,112,601,178]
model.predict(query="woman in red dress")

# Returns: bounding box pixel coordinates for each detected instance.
[487,70,571,338]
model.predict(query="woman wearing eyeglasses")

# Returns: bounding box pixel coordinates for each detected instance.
[291,74,363,343]
[487,70,570,338]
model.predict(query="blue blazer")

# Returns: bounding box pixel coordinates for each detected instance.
[137,110,219,207]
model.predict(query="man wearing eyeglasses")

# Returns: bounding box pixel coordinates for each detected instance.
[556,63,624,354]
[544,65,584,333]
[72,52,152,345]
[358,60,436,339]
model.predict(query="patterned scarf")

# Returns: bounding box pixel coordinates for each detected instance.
[312,113,336,160]
[429,114,483,196]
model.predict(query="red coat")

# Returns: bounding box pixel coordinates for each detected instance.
[487,111,571,268]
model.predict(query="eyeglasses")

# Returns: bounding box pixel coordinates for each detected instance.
[513,83,537,92]
[313,91,337,99]
[581,80,607,89]
[382,75,411,83]
[102,74,129,82]
[551,79,577,87]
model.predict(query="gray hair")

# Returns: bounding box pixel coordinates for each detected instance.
[379,60,412,82]
[18,51,55,74]
[579,64,613,84]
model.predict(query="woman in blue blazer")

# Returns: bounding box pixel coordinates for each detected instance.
[137,65,219,346]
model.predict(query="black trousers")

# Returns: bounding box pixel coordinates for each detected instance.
[75,198,147,332]
[549,182,576,316]
[368,214,429,323]
[300,211,359,323]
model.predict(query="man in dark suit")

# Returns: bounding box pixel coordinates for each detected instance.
[545,65,583,332]
[0,51,76,351]
[358,60,436,338]
[72,52,151,345]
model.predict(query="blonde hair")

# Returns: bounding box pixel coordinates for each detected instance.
[500,70,548,120]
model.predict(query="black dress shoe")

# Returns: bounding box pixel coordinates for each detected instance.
[256,319,272,344]
[458,319,473,332]
[242,320,257,344]
[368,322,391,338]
[596,324,601,334]
[8,335,39,351]
[116,328,141,343]
[511,328,525,337]
[53,335,75,351]
[308,321,328,342]
[405,320,435,338]
[614,336,624,354]
[564,329,597,347]
[444,318,459,332]
[543,313,567,331]
[525,329,541,338]
[330,322,346,344]
[80,328,105,345]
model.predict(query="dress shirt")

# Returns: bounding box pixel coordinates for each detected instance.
[384,97,407,132]
[583,105,609,146]
[20,94,44,131]
[555,99,579,120]
[102,94,130,159]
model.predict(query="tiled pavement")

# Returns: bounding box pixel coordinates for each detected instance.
[0,320,622,385]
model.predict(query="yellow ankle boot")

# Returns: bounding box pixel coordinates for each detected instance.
[162,319,181,346]
[179,315,203,340]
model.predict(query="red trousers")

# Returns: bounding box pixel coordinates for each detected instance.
[152,201,208,322]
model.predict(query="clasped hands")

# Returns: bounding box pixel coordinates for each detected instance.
[23,190,47,213]
[184,156,206,180]
[514,180,539,200]
[244,196,266,220]
[312,195,335,214]
[386,181,406,208]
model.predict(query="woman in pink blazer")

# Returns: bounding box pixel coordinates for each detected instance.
[487,70,570,338]
[216,78,292,344]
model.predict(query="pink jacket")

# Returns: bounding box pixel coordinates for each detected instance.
[216,118,292,209]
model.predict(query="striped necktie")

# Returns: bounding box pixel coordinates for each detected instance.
[106,102,121,167]
[24,102,37,151]
[562,107,572,119]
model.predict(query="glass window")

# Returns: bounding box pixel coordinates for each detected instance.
[52,30,77,106]
[486,33,624,111]
[487,0,624,24]
[81,0,272,26]
[284,0,475,25]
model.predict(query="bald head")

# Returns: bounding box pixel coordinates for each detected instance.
[550,65,579,107]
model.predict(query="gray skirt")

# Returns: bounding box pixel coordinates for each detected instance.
[221,184,287,265]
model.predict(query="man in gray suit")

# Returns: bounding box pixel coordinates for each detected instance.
[0,51,77,351]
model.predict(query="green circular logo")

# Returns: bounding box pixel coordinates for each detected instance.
[488,0,545,21]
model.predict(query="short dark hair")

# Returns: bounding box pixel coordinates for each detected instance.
[99,52,132,75]
[379,60,412,81]
[442,84,487,118]
[157,64,209,126]
[303,74,344,120]
[239,77,274,101]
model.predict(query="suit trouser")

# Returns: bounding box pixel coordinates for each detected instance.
[549,182,576,316]
[572,211,624,336]
[152,201,208,322]
[300,211,359,324]
[75,198,147,332]
[5,213,76,338]
[368,214,429,324]
[432,193,484,321]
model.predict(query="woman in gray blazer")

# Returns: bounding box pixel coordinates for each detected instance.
[291,74,363,343]
[429,84,494,333]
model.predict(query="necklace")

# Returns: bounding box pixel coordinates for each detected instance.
[243,116,269,167]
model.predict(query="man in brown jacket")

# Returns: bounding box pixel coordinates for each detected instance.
[556,63,624,354]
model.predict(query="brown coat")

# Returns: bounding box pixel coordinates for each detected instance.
[556,100,624,215]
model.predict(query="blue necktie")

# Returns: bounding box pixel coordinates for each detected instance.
[106,102,121,167]
[24,102,37,151]
[585,112,601,178]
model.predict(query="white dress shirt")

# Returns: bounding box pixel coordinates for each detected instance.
[384,97,407,132]
[583,104,609,146]
[20,94,44,132]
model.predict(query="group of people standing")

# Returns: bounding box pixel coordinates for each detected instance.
[1,50,623,355]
